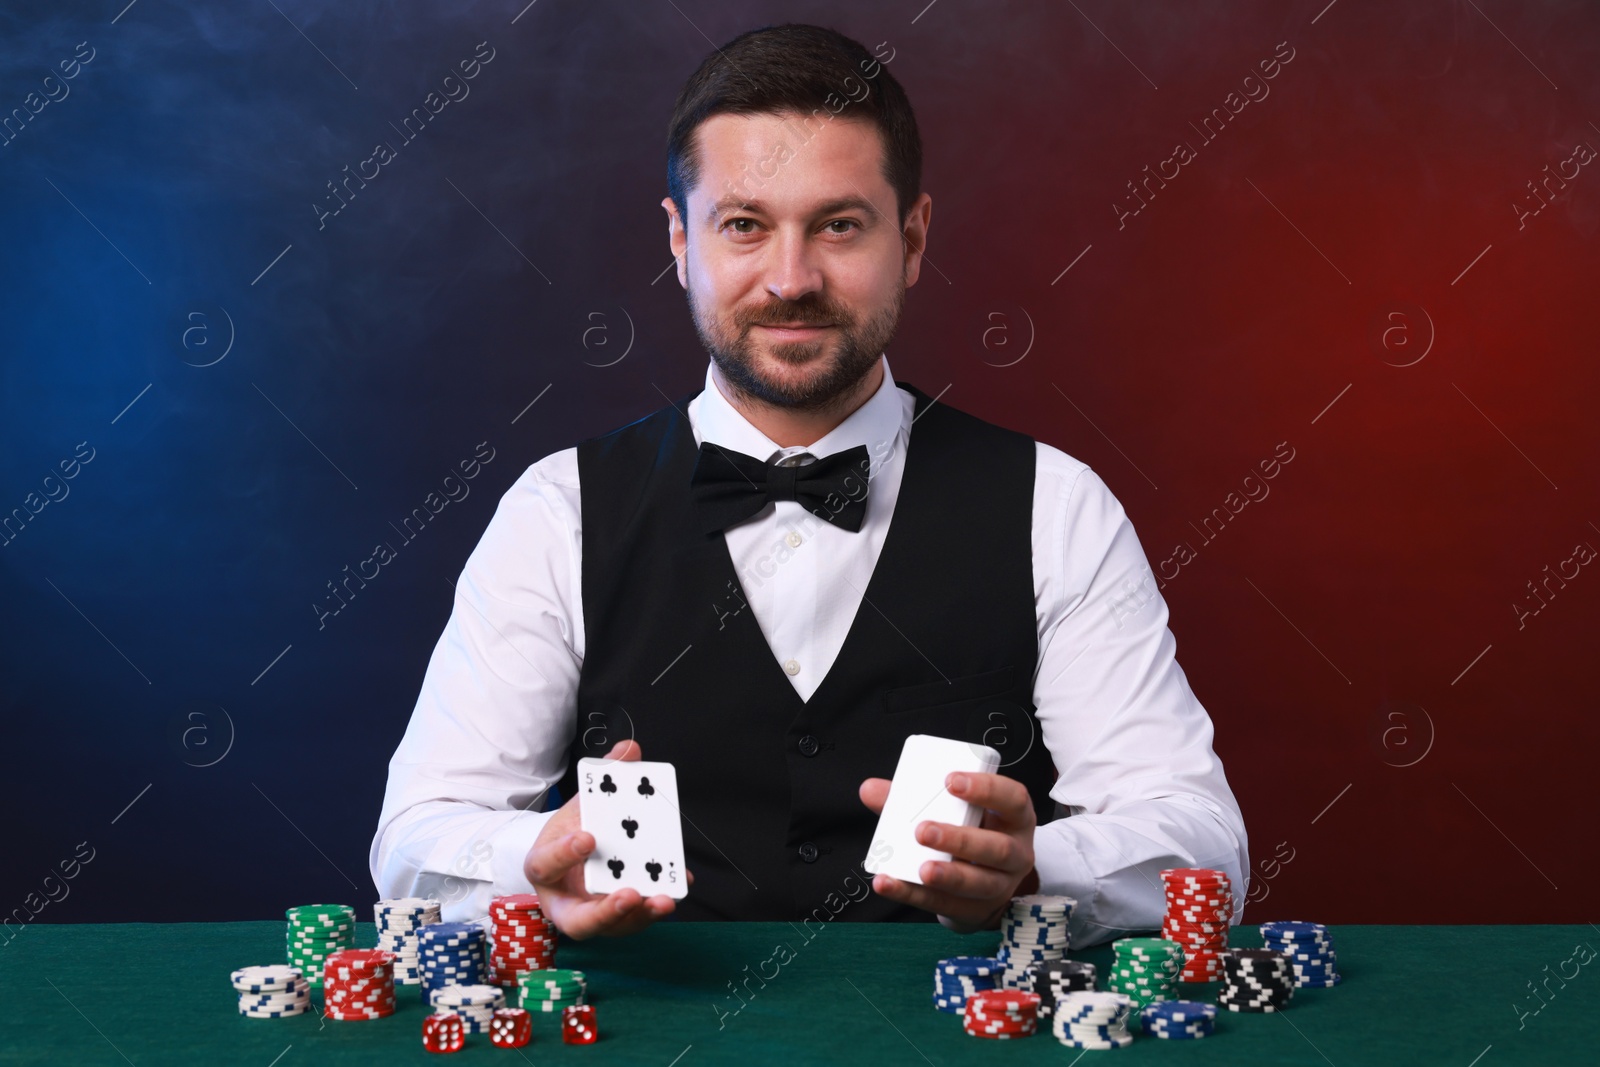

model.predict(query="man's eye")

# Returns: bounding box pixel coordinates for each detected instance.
[825,220,859,234]
[726,218,757,233]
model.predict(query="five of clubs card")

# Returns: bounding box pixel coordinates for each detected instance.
[577,757,689,900]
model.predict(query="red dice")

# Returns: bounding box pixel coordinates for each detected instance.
[562,1004,598,1045]
[489,1008,532,1048]
[423,1012,465,1053]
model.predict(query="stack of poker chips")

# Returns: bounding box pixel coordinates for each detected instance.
[1139,999,1217,1040]
[562,1003,599,1045]
[1051,991,1135,1049]
[231,965,309,1018]
[1027,959,1096,1019]
[417,921,489,1006]
[961,989,1040,1039]
[518,968,587,1013]
[932,956,1000,1013]
[1160,868,1233,982]
[323,948,397,1020]
[1105,937,1184,1010]
[285,904,355,989]
[1260,920,1342,987]
[431,983,505,1033]
[994,894,1075,989]
[374,897,440,985]
[1219,948,1296,1012]
[489,894,557,986]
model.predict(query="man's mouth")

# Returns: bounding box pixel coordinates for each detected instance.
[756,323,834,335]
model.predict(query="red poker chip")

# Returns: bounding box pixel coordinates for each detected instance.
[1160,867,1229,880]
[324,949,394,973]
[967,990,1040,1009]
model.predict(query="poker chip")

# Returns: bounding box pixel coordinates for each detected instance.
[1051,991,1134,1048]
[962,989,1040,1039]
[1027,959,1096,1019]
[994,895,1075,989]
[932,956,1002,1013]
[562,1003,599,1045]
[489,894,558,987]
[417,921,489,1007]
[518,968,588,1013]
[375,897,440,986]
[1106,937,1183,1010]
[1259,920,1343,987]
[1140,999,1217,1039]
[1159,869,1232,982]
[231,964,310,1018]
[1218,948,1296,1012]
[284,904,355,989]
[323,948,397,1021]
[432,983,505,1033]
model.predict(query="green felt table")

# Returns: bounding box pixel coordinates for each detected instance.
[1,921,1592,1065]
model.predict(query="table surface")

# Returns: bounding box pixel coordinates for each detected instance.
[1,921,1593,1065]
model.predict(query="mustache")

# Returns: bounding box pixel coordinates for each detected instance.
[740,303,845,328]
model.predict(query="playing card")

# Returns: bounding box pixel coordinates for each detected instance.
[863,734,1000,885]
[576,757,689,899]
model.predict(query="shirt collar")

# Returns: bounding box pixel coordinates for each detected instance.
[691,352,903,464]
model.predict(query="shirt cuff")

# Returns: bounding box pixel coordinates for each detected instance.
[1031,820,1116,949]
[487,809,557,894]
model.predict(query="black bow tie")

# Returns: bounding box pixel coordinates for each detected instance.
[689,442,871,535]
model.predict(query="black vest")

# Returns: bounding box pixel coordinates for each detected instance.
[561,379,1057,921]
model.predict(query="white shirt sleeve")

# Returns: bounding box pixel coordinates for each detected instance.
[369,450,586,921]
[1028,444,1249,947]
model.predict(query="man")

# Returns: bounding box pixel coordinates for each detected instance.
[372,23,1247,947]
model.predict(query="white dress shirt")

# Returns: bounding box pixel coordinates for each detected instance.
[372,353,1249,946]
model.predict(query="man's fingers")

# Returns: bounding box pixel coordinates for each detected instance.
[558,888,644,939]
[916,820,1026,873]
[946,771,1034,827]
[916,857,1014,901]
[869,871,990,924]
[561,888,677,940]
[525,829,594,886]
[858,777,891,814]
[608,739,642,762]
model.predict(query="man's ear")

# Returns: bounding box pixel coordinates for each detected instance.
[662,196,688,289]
[900,192,932,288]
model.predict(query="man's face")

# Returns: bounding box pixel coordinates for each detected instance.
[665,111,931,412]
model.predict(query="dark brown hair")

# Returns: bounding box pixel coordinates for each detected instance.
[666,24,921,230]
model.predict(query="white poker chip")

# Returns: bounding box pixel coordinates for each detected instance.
[231,965,304,992]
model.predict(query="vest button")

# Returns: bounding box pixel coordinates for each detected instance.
[798,841,819,863]
[798,734,819,757]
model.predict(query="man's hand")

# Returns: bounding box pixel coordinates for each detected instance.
[523,739,691,939]
[858,769,1039,932]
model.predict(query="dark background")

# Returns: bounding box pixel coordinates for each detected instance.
[1,0,1594,927]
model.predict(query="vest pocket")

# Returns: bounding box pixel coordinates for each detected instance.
[881,664,1018,714]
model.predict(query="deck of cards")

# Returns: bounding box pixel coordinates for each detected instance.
[576,757,689,899]
[863,734,1001,885]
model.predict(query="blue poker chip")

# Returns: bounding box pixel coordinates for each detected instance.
[1293,974,1343,987]
[1141,1000,1216,1021]
[938,956,1001,976]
